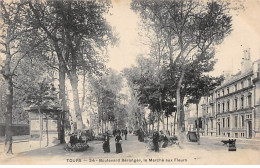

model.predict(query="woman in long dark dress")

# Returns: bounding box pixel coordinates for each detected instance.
[115,133,123,153]
[103,133,110,153]
[152,130,159,152]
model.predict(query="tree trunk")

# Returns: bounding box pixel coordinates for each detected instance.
[176,70,185,142]
[162,112,165,132]
[45,119,49,147]
[68,72,84,130]
[3,38,13,154]
[101,119,104,134]
[58,66,68,143]
[196,102,200,145]
[157,112,160,131]
[81,70,87,111]
[174,112,177,136]
[167,115,169,131]
[4,78,13,154]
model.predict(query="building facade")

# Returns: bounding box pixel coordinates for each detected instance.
[203,49,260,139]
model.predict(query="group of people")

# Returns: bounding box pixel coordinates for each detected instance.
[68,127,172,153]
[135,129,171,152]
[68,131,87,146]
[103,127,128,154]
[112,128,128,140]
[153,130,171,152]
[137,128,145,142]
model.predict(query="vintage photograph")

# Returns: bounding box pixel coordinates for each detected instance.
[0,0,260,165]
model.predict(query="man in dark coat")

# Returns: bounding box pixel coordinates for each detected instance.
[113,129,116,137]
[139,128,144,142]
[152,130,160,152]
[124,127,128,140]
[137,129,140,140]
[69,133,78,146]
[117,129,121,136]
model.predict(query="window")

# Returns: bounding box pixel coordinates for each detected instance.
[248,78,251,86]
[218,91,220,97]
[241,115,244,127]
[235,116,238,128]
[235,84,238,91]
[222,102,225,112]
[227,117,230,128]
[227,100,230,112]
[218,103,220,113]
[235,98,238,110]
[222,118,225,128]
[248,95,252,107]
[241,96,244,109]
[211,119,213,129]
[222,90,224,96]
[227,87,230,94]
[241,81,244,89]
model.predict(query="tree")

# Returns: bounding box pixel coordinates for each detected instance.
[0,1,46,154]
[28,0,116,130]
[123,56,176,132]
[185,73,223,144]
[91,69,125,133]
[131,0,232,140]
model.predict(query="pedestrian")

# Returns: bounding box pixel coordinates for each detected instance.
[140,128,144,142]
[117,129,121,136]
[124,127,128,140]
[152,130,159,152]
[103,132,110,153]
[137,129,140,141]
[113,129,116,137]
[162,135,168,148]
[115,132,123,153]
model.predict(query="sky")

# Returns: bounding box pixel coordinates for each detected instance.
[106,0,260,76]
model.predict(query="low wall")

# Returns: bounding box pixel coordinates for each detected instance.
[0,124,30,136]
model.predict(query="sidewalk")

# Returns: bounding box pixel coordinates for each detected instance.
[0,135,30,143]
[201,135,260,142]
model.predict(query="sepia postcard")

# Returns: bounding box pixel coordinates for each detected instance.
[0,0,260,165]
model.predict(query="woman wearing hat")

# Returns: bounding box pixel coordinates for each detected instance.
[115,132,123,153]
[103,132,110,153]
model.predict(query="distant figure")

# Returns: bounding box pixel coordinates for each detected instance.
[152,130,160,152]
[137,129,140,140]
[115,132,123,153]
[124,127,128,140]
[139,128,144,142]
[103,132,110,153]
[117,129,121,136]
[166,130,170,136]
[162,135,168,148]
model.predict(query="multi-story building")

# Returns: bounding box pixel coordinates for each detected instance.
[208,49,260,139]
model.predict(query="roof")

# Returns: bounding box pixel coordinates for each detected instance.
[24,99,62,113]
[215,68,253,91]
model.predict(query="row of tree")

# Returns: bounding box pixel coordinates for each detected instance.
[122,0,233,140]
[0,0,117,154]
[90,69,128,133]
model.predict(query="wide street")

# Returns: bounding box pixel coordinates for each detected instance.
[0,134,260,165]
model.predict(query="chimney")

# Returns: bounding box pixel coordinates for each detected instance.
[241,48,252,73]
[222,70,232,82]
